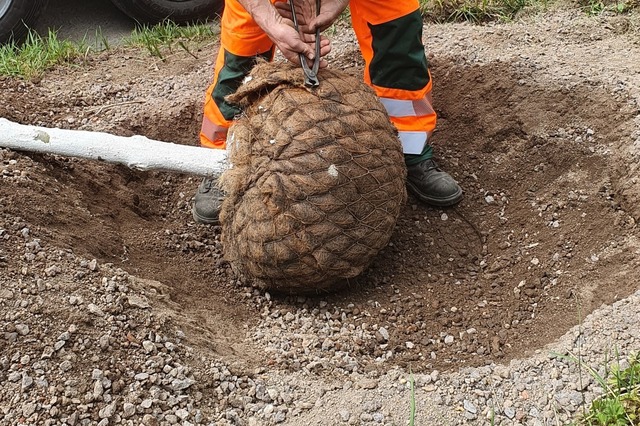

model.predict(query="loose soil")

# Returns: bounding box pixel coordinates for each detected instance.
[1,6,640,424]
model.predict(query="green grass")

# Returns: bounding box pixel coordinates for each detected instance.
[578,352,640,425]
[0,29,89,79]
[419,0,531,23]
[577,0,639,15]
[556,351,640,426]
[419,0,639,22]
[409,373,416,426]
[0,21,220,79]
[124,20,219,60]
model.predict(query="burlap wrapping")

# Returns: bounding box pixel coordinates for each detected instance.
[219,62,407,293]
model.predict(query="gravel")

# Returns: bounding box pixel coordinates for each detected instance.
[3,198,638,425]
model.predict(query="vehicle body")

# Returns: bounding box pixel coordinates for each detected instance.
[0,0,223,44]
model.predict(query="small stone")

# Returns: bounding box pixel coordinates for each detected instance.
[142,340,155,353]
[135,373,150,381]
[88,259,99,271]
[339,409,350,422]
[93,380,104,398]
[444,335,454,344]
[22,402,37,417]
[99,401,117,419]
[171,378,194,391]
[0,289,14,299]
[264,404,274,415]
[441,213,448,221]
[54,340,66,351]
[504,407,516,419]
[8,372,21,382]
[59,360,72,372]
[99,335,110,349]
[463,400,477,414]
[88,304,104,316]
[68,411,79,426]
[127,295,150,309]
[175,408,189,420]
[485,195,496,204]
[274,411,286,423]
[377,326,389,341]
[142,414,158,426]
[122,402,136,418]
[21,374,34,390]
[359,379,378,390]
[321,338,334,351]
[15,324,30,335]
[140,399,153,409]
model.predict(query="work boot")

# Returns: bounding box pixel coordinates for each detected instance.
[406,158,463,207]
[192,177,225,225]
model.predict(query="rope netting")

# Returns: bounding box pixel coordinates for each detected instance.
[219,62,406,293]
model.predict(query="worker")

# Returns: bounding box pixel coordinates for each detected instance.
[192,0,463,224]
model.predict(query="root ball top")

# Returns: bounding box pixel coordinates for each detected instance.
[220,62,406,293]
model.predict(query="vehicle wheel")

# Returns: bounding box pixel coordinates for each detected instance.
[0,0,48,44]
[109,0,223,24]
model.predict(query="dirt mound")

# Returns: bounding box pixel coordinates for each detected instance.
[220,62,406,293]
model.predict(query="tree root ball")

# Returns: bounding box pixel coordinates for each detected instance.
[219,62,406,293]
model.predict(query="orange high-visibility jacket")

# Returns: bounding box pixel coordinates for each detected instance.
[201,0,435,155]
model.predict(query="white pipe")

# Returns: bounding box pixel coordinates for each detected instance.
[0,118,228,176]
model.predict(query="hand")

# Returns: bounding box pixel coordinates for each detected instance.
[272,0,332,67]
[275,0,350,33]
[238,0,331,68]
[267,20,331,68]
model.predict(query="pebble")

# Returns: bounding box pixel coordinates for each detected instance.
[122,402,136,418]
[175,408,189,420]
[21,374,34,390]
[339,409,351,421]
[504,406,516,419]
[88,303,104,316]
[99,401,117,419]
[127,294,150,308]
[142,340,156,353]
[22,402,36,417]
[15,323,30,335]
[463,400,477,414]
[378,326,389,341]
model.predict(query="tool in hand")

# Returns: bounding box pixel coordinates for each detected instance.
[289,0,321,87]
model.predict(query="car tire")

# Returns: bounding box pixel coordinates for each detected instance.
[109,0,223,24]
[0,0,48,44]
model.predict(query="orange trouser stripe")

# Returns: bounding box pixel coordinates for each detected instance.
[200,0,281,148]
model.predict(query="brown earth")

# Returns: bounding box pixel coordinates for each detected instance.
[1,8,640,384]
